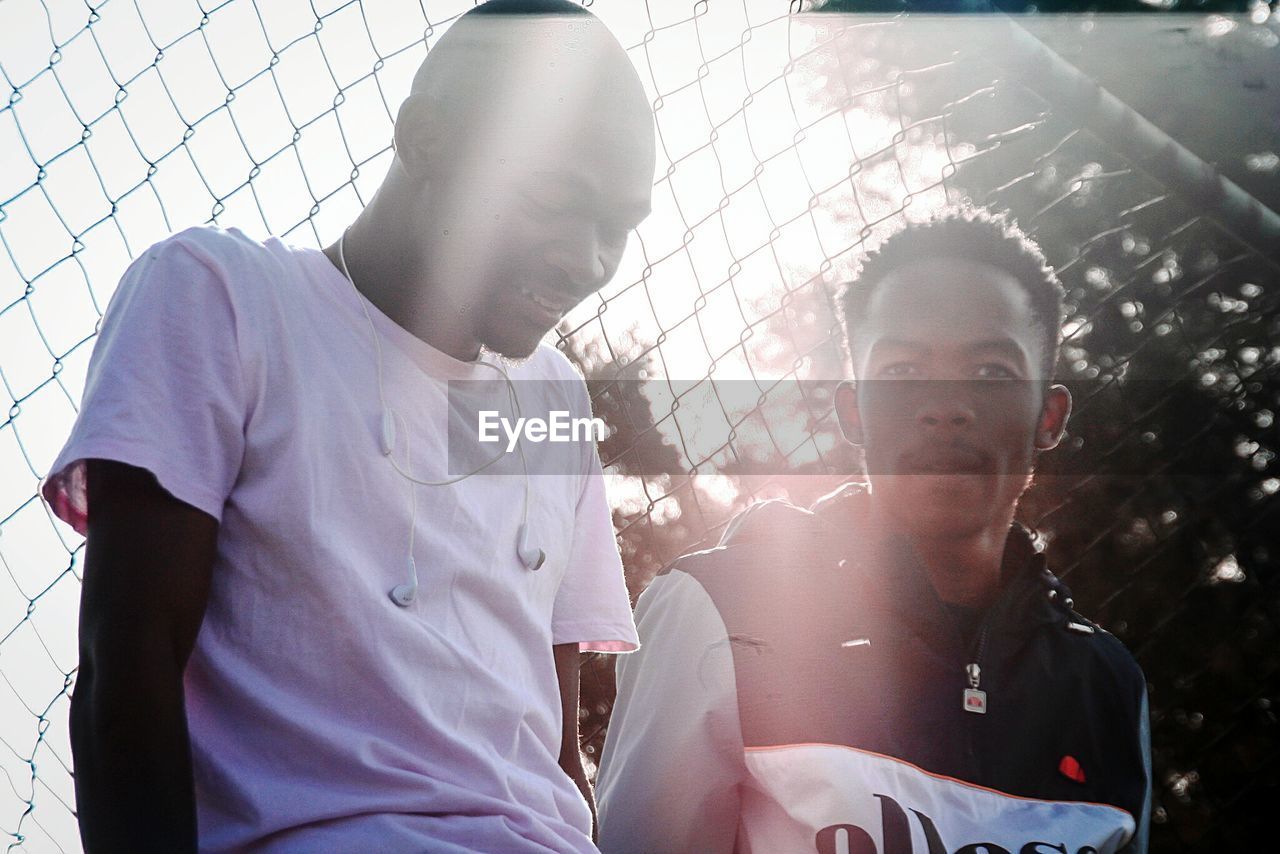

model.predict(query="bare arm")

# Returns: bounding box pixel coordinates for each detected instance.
[554,642,596,841]
[72,459,217,853]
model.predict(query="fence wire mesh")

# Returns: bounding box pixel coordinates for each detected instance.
[0,1,1276,850]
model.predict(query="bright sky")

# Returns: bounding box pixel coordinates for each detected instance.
[0,1,967,848]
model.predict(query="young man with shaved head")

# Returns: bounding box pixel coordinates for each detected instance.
[43,1,654,850]
[597,208,1151,853]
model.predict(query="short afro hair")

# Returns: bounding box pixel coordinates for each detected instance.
[838,207,1065,379]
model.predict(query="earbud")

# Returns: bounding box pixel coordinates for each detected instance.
[389,555,418,607]
[380,408,396,457]
[517,523,546,572]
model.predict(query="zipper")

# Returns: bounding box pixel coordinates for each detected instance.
[960,586,1007,779]
[961,556,1038,712]
[954,541,1048,780]
[962,612,994,715]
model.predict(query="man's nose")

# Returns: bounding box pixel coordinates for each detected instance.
[546,232,607,292]
[915,388,976,431]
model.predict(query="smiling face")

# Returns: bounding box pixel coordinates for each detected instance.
[466,122,655,360]
[400,13,655,360]
[839,257,1070,540]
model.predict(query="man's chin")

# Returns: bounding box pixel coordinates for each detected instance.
[873,476,997,534]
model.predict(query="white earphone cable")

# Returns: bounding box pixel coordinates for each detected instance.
[400,408,419,602]
[335,228,544,603]
[338,229,523,486]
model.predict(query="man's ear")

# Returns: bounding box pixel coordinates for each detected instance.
[1035,384,1072,450]
[393,94,447,182]
[834,380,863,446]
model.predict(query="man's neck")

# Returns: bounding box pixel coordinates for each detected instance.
[916,529,1009,610]
[323,180,482,362]
[869,504,1012,610]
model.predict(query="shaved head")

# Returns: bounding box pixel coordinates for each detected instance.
[412,0,595,97]
[406,1,651,161]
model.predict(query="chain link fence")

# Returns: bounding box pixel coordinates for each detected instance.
[1,1,1276,850]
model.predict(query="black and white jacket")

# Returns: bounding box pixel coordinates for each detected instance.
[597,484,1151,854]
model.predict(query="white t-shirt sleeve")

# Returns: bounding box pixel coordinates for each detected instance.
[42,231,249,533]
[549,370,638,654]
[596,568,745,853]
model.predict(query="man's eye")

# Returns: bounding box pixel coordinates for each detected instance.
[880,363,919,378]
[974,363,1016,379]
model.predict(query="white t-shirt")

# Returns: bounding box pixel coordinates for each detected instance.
[43,225,638,853]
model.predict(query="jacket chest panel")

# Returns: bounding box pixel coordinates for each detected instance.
[728,603,1115,808]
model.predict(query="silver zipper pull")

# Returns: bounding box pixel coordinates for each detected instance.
[963,663,987,714]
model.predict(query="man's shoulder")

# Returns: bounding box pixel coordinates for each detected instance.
[711,484,868,563]
[1037,579,1147,707]
[144,225,277,269]
[717,498,815,546]
[654,487,865,622]
[99,226,285,327]
[1079,615,1147,695]
[140,226,301,298]
[666,482,866,568]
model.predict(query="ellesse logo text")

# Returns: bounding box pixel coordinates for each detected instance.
[815,793,1100,854]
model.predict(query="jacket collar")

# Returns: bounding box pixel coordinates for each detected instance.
[810,482,1073,636]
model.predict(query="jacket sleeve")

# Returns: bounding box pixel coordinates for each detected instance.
[1119,685,1152,854]
[596,567,745,854]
